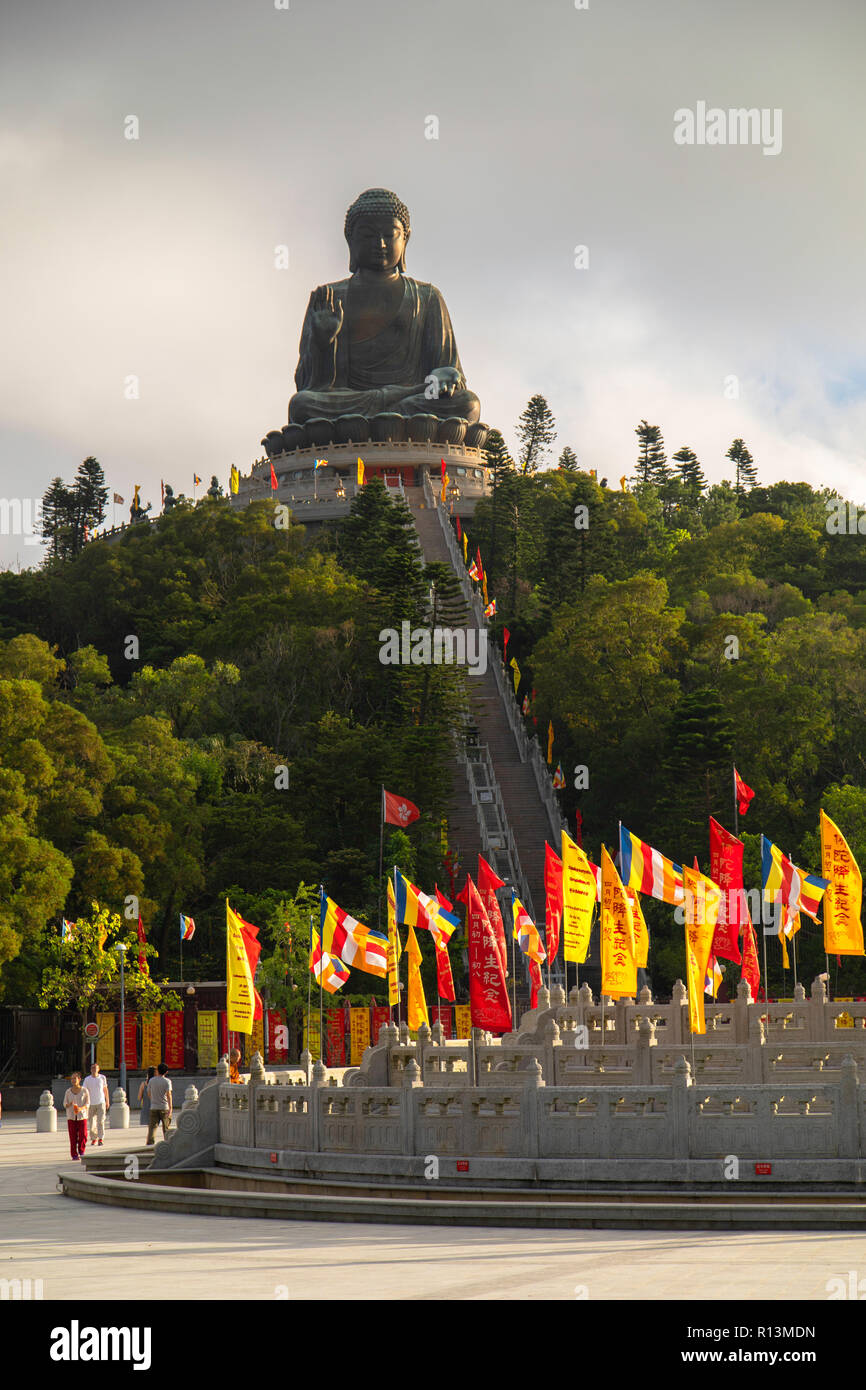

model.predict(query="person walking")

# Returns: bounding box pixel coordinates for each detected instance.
[145,1063,172,1145]
[83,1062,110,1145]
[63,1073,89,1160]
[138,1066,156,1127]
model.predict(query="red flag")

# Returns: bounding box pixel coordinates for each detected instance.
[455,878,469,907]
[740,916,760,1002]
[708,816,745,963]
[544,842,563,963]
[475,545,484,581]
[435,886,454,913]
[160,479,165,507]
[383,788,420,827]
[734,767,755,816]
[502,627,510,659]
[237,913,264,1021]
[270,461,278,490]
[455,516,462,540]
[466,875,512,1033]
[441,457,447,480]
[137,914,148,976]
[528,956,543,1009]
[477,855,508,975]
[434,937,456,1002]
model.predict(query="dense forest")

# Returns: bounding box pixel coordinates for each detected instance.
[1,408,865,1012]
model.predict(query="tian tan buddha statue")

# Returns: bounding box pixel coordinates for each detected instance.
[262,188,487,455]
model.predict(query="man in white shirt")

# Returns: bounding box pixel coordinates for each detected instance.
[83,1062,110,1145]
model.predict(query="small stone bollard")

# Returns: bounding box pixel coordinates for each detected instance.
[36,1090,57,1133]
[217,1055,230,1081]
[182,1085,199,1112]
[249,1050,266,1084]
[109,1086,130,1128]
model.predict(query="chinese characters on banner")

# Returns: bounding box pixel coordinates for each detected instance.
[708,816,745,963]
[350,1007,371,1065]
[600,846,637,1000]
[122,1013,138,1069]
[141,1013,161,1069]
[431,1005,453,1038]
[454,1005,472,1038]
[466,876,512,1033]
[96,1013,115,1071]
[371,1005,390,1045]
[266,1009,288,1063]
[251,1016,265,1059]
[820,810,864,956]
[326,1009,345,1066]
[561,831,596,964]
[197,1011,218,1068]
[303,1014,321,1062]
[683,866,721,1035]
[163,1011,184,1069]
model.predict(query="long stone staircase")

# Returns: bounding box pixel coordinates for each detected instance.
[404,484,558,928]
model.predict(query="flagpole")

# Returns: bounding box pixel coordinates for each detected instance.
[391,864,398,1025]
[733,764,739,836]
[378,787,385,933]
[306,911,313,1081]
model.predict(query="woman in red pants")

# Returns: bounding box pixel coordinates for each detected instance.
[63,1073,89,1160]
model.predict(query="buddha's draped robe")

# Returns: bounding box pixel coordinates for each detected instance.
[289,275,479,423]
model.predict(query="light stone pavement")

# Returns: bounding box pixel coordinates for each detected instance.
[1,1115,864,1301]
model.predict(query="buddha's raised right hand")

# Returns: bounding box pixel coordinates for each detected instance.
[309,286,344,347]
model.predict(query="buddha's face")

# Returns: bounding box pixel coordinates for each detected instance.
[349,215,407,272]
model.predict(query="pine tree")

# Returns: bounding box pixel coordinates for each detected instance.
[634,420,668,485]
[40,477,75,561]
[515,395,557,475]
[485,427,516,573]
[558,446,579,471]
[727,439,758,500]
[70,457,108,550]
[671,445,706,492]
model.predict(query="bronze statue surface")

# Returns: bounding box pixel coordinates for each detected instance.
[286,188,482,433]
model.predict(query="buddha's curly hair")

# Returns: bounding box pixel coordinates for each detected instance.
[344,188,410,271]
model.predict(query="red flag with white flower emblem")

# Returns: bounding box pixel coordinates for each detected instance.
[383,789,420,827]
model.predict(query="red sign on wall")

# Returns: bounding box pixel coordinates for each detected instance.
[122,1013,138,1070]
[371,1005,390,1044]
[326,1009,345,1067]
[163,1011,184,1069]
[267,1009,288,1063]
[755,1162,772,1176]
[431,1005,453,1039]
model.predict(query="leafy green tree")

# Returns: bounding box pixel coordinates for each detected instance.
[515,395,557,475]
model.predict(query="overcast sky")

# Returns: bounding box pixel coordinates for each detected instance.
[1,0,865,567]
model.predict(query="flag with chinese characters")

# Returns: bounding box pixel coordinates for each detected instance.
[624,886,649,970]
[406,925,429,1031]
[226,902,255,1035]
[683,867,721,1034]
[820,810,864,957]
[477,855,509,976]
[740,916,761,1001]
[600,845,637,999]
[544,841,563,964]
[386,878,401,1007]
[708,817,745,964]
[561,830,596,964]
[465,875,511,1033]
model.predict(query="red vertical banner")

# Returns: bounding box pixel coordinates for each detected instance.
[266,1009,288,1063]
[219,1011,228,1058]
[163,1011,184,1069]
[326,1009,345,1066]
[709,817,745,963]
[545,842,563,964]
[466,875,512,1034]
[371,1005,390,1044]
[431,1005,453,1038]
[122,1013,138,1070]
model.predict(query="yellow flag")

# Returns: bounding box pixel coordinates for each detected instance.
[406,925,428,1031]
[462,532,468,562]
[226,901,255,1035]
[547,722,554,764]
[600,845,636,998]
[625,887,649,969]
[510,657,520,693]
[482,571,488,605]
[561,830,596,964]
[387,878,401,1008]
[230,464,240,495]
[357,457,365,486]
[820,809,864,956]
[683,867,721,1034]
[778,903,800,970]
[441,471,449,502]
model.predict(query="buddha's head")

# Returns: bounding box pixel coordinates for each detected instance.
[345,188,410,273]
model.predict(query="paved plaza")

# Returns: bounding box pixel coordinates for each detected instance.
[0,1115,863,1301]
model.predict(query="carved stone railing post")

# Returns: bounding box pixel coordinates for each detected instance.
[670,980,687,1044]
[734,978,751,1042]
[522,1058,545,1158]
[402,1058,423,1155]
[671,1056,692,1160]
[636,1016,657,1085]
[839,1054,859,1158]
[810,975,828,1043]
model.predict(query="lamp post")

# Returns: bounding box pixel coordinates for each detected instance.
[115,943,128,1096]
[447,481,460,515]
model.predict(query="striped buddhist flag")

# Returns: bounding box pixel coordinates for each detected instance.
[309,927,350,994]
[619,824,684,905]
[704,953,725,998]
[180,914,196,942]
[61,919,76,941]
[320,892,388,977]
[762,837,830,922]
[394,870,459,948]
[511,892,546,965]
